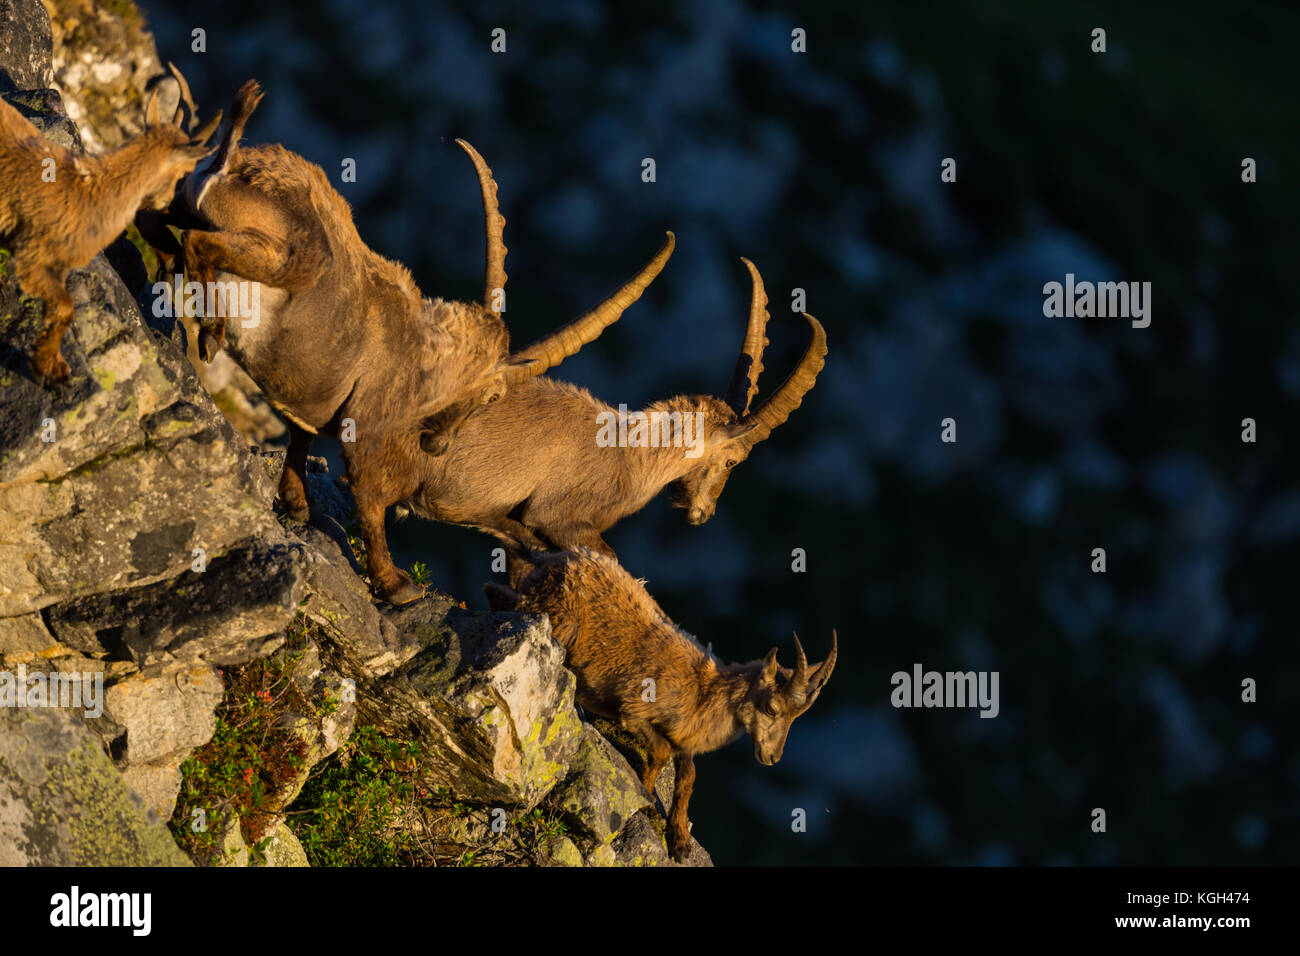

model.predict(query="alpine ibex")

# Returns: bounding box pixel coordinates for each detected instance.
[406,259,825,581]
[486,548,837,861]
[0,69,217,383]
[164,81,674,603]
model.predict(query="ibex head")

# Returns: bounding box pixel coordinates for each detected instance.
[419,140,675,455]
[742,631,837,765]
[671,259,827,524]
[138,63,221,211]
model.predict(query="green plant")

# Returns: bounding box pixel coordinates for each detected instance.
[169,615,325,862]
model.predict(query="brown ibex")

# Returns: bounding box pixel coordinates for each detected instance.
[486,547,837,861]
[406,259,825,581]
[163,81,674,603]
[0,72,216,383]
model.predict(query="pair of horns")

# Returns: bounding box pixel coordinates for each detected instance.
[455,138,675,383]
[763,630,838,707]
[144,62,223,146]
[722,260,827,448]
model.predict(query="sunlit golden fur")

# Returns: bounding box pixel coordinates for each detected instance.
[0,96,209,382]
[487,548,836,861]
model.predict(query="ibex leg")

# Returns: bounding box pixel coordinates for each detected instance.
[625,717,673,796]
[346,448,422,605]
[181,227,303,362]
[278,422,313,521]
[25,264,74,384]
[666,753,696,863]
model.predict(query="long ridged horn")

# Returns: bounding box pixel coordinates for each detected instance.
[722,258,770,418]
[509,231,675,380]
[455,139,507,315]
[737,313,826,448]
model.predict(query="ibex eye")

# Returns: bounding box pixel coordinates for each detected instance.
[725,459,738,468]
[486,393,500,403]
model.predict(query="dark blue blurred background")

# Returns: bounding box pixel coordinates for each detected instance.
[145,0,1298,865]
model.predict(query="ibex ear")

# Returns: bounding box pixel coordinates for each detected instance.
[497,356,542,383]
[144,89,162,128]
[498,356,540,371]
[759,647,780,683]
[718,421,757,443]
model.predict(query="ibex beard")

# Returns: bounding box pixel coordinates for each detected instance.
[486,548,837,862]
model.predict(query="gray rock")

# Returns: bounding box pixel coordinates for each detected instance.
[547,723,652,849]
[0,87,81,149]
[295,523,419,678]
[254,821,309,867]
[43,538,307,667]
[43,0,169,153]
[0,253,288,619]
[361,604,583,808]
[0,0,54,92]
[0,705,189,865]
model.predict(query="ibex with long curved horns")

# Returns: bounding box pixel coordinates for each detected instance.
[156,81,673,603]
[486,547,837,861]
[406,258,825,579]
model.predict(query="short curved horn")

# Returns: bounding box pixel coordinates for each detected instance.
[787,632,811,700]
[722,258,770,418]
[809,630,838,697]
[738,313,826,448]
[144,88,161,128]
[166,62,196,129]
[783,630,837,706]
[511,231,675,378]
[455,139,507,315]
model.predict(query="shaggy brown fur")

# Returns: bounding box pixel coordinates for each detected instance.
[0,93,211,383]
[160,81,671,603]
[486,548,836,861]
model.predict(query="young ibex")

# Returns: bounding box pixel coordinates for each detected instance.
[406,259,825,581]
[166,81,674,603]
[0,72,216,383]
[486,548,837,861]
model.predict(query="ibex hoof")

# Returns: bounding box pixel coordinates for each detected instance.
[382,579,426,606]
[198,330,220,363]
[30,352,70,385]
[667,837,691,864]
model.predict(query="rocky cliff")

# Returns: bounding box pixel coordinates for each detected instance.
[0,0,709,867]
